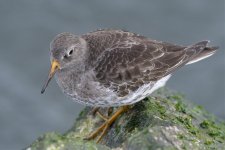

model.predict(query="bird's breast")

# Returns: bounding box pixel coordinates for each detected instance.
[54,69,117,106]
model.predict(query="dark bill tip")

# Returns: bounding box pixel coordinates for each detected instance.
[41,60,60,94]
[41,88,45,94]
[41,75,53,94]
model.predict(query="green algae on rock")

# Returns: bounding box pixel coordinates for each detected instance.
[26,88,225,150]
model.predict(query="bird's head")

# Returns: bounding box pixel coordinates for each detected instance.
[41,32,87,94]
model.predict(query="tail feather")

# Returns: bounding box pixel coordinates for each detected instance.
[186,41,218,65]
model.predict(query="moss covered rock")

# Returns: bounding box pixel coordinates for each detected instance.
[26,88,225,150]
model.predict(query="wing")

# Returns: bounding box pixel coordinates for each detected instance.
[83,29,207,97]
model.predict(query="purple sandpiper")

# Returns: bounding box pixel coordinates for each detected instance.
[41,29,218,142]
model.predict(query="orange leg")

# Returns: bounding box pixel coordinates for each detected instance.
[96,111,109,121]
[90,107,110,120]
[84,106,129,143]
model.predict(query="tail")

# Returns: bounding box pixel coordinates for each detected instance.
[186,41,218,65]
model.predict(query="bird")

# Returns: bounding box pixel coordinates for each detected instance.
[41,29,218,142]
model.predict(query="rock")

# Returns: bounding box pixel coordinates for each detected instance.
[26,88,225,150]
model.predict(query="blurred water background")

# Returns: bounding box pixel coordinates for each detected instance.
[0,0,224,149]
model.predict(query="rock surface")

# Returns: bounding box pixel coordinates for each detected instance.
[26,88,225,150]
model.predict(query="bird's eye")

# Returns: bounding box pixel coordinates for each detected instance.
[68,49,73,55]
[63,49,74,59]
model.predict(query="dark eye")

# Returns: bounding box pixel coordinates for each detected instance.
[69,49,73,55]
[63,49,74,59]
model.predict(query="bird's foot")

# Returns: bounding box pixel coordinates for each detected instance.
[84,106,129,143]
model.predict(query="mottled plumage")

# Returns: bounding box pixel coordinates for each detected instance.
[43,29,218,107]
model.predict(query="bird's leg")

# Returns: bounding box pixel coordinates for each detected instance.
[84,105,129,143]
[96,107,114,121]
[89,107,100,116]
[107,107,113,116]
[96,111,109,121]
[90,107,110,121]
